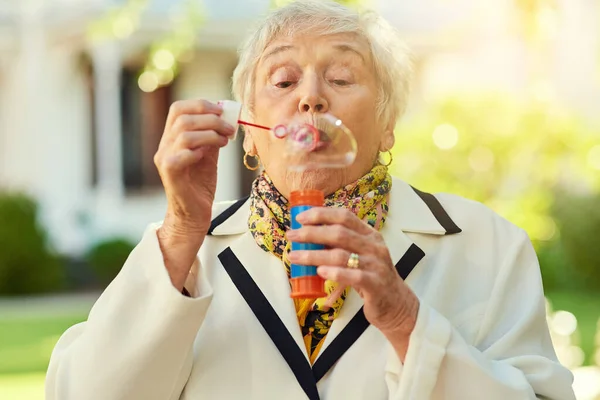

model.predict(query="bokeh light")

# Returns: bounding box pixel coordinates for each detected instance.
[432,123,459,150]
[138,71,159,93]
[156,69,175,86]
[112,15,134,39]
[552,311,578,336]
[153,49,176,71]
[532,216,556,241]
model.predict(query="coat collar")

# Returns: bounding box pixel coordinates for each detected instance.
[208,177,462,237]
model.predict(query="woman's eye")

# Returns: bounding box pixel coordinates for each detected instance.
[331,79,350,86]
[275,81,294,89]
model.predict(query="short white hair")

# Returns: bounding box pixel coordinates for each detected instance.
[231,0,413,129]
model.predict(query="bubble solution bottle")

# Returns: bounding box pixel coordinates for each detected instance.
[289,189,326,298]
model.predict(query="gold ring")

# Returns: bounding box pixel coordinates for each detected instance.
[347,253,360,269]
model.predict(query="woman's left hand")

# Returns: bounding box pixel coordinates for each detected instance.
[286,207,420,354]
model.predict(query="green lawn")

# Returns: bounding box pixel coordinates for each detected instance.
[0,314,87,375]
[0,313,87,400]
[0,373,46,400]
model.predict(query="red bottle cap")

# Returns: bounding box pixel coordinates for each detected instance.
[290,189,324,207]
[290,276,326,299]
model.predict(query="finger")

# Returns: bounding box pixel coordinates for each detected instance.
[159,148,205,172]
[167,99,223,127]
[323,285,347,309]
[159,144,222,172]
[172,114,235,138]
[287,224,365,254]
[176,130,229,150]
[317,266,378,292]
[296,207,373,236]
[288,248,351,268]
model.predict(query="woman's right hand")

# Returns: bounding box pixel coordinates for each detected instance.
[153,99,236,290]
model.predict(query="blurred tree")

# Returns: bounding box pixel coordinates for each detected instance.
[88,0,204,92]
[0,193,65,295]
[392,93,600,244]
[85,238,136,288]
[552,193,600,290]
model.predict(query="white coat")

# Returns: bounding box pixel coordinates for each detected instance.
[46,177,575,400]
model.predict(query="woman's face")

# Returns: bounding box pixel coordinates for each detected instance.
[247,32,394,197]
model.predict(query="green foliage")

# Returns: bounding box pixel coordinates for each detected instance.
[87,0,148,42]
[0,193,65,295]
[536,239,573,291]
[85,238,135,287]
[392,94,599,243]
[88,0,203,92]
[552,193,600,290]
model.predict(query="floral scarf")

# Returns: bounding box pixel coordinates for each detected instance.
[248,165,391,362]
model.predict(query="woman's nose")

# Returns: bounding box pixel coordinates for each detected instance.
[298,78,329,114]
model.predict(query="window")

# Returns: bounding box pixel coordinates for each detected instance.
[120,68,170,191]
[85,56,169,192]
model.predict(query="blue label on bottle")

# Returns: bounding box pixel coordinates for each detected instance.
[289,204,324,278]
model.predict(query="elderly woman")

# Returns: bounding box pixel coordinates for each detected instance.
[46,1,575,399]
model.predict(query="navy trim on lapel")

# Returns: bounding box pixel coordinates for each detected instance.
[218,248,321,400]
[411,187,462,234]
[208,196,249,235]
[312,243,425,382]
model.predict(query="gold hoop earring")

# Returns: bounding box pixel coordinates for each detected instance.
[380,150,393,167]
[244,152,260,171]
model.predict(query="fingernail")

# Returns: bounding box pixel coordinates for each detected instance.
[225,123,236,135]
[317,266,329,278]
[296,212,309,223]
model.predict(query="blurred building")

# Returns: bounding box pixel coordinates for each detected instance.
[0,0,598,255]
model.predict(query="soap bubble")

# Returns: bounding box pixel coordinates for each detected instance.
[273,114,357,172]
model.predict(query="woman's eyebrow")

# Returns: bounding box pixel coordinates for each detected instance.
[262,43,366,63]
[332,44,366,63]
[262,45,294,62]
